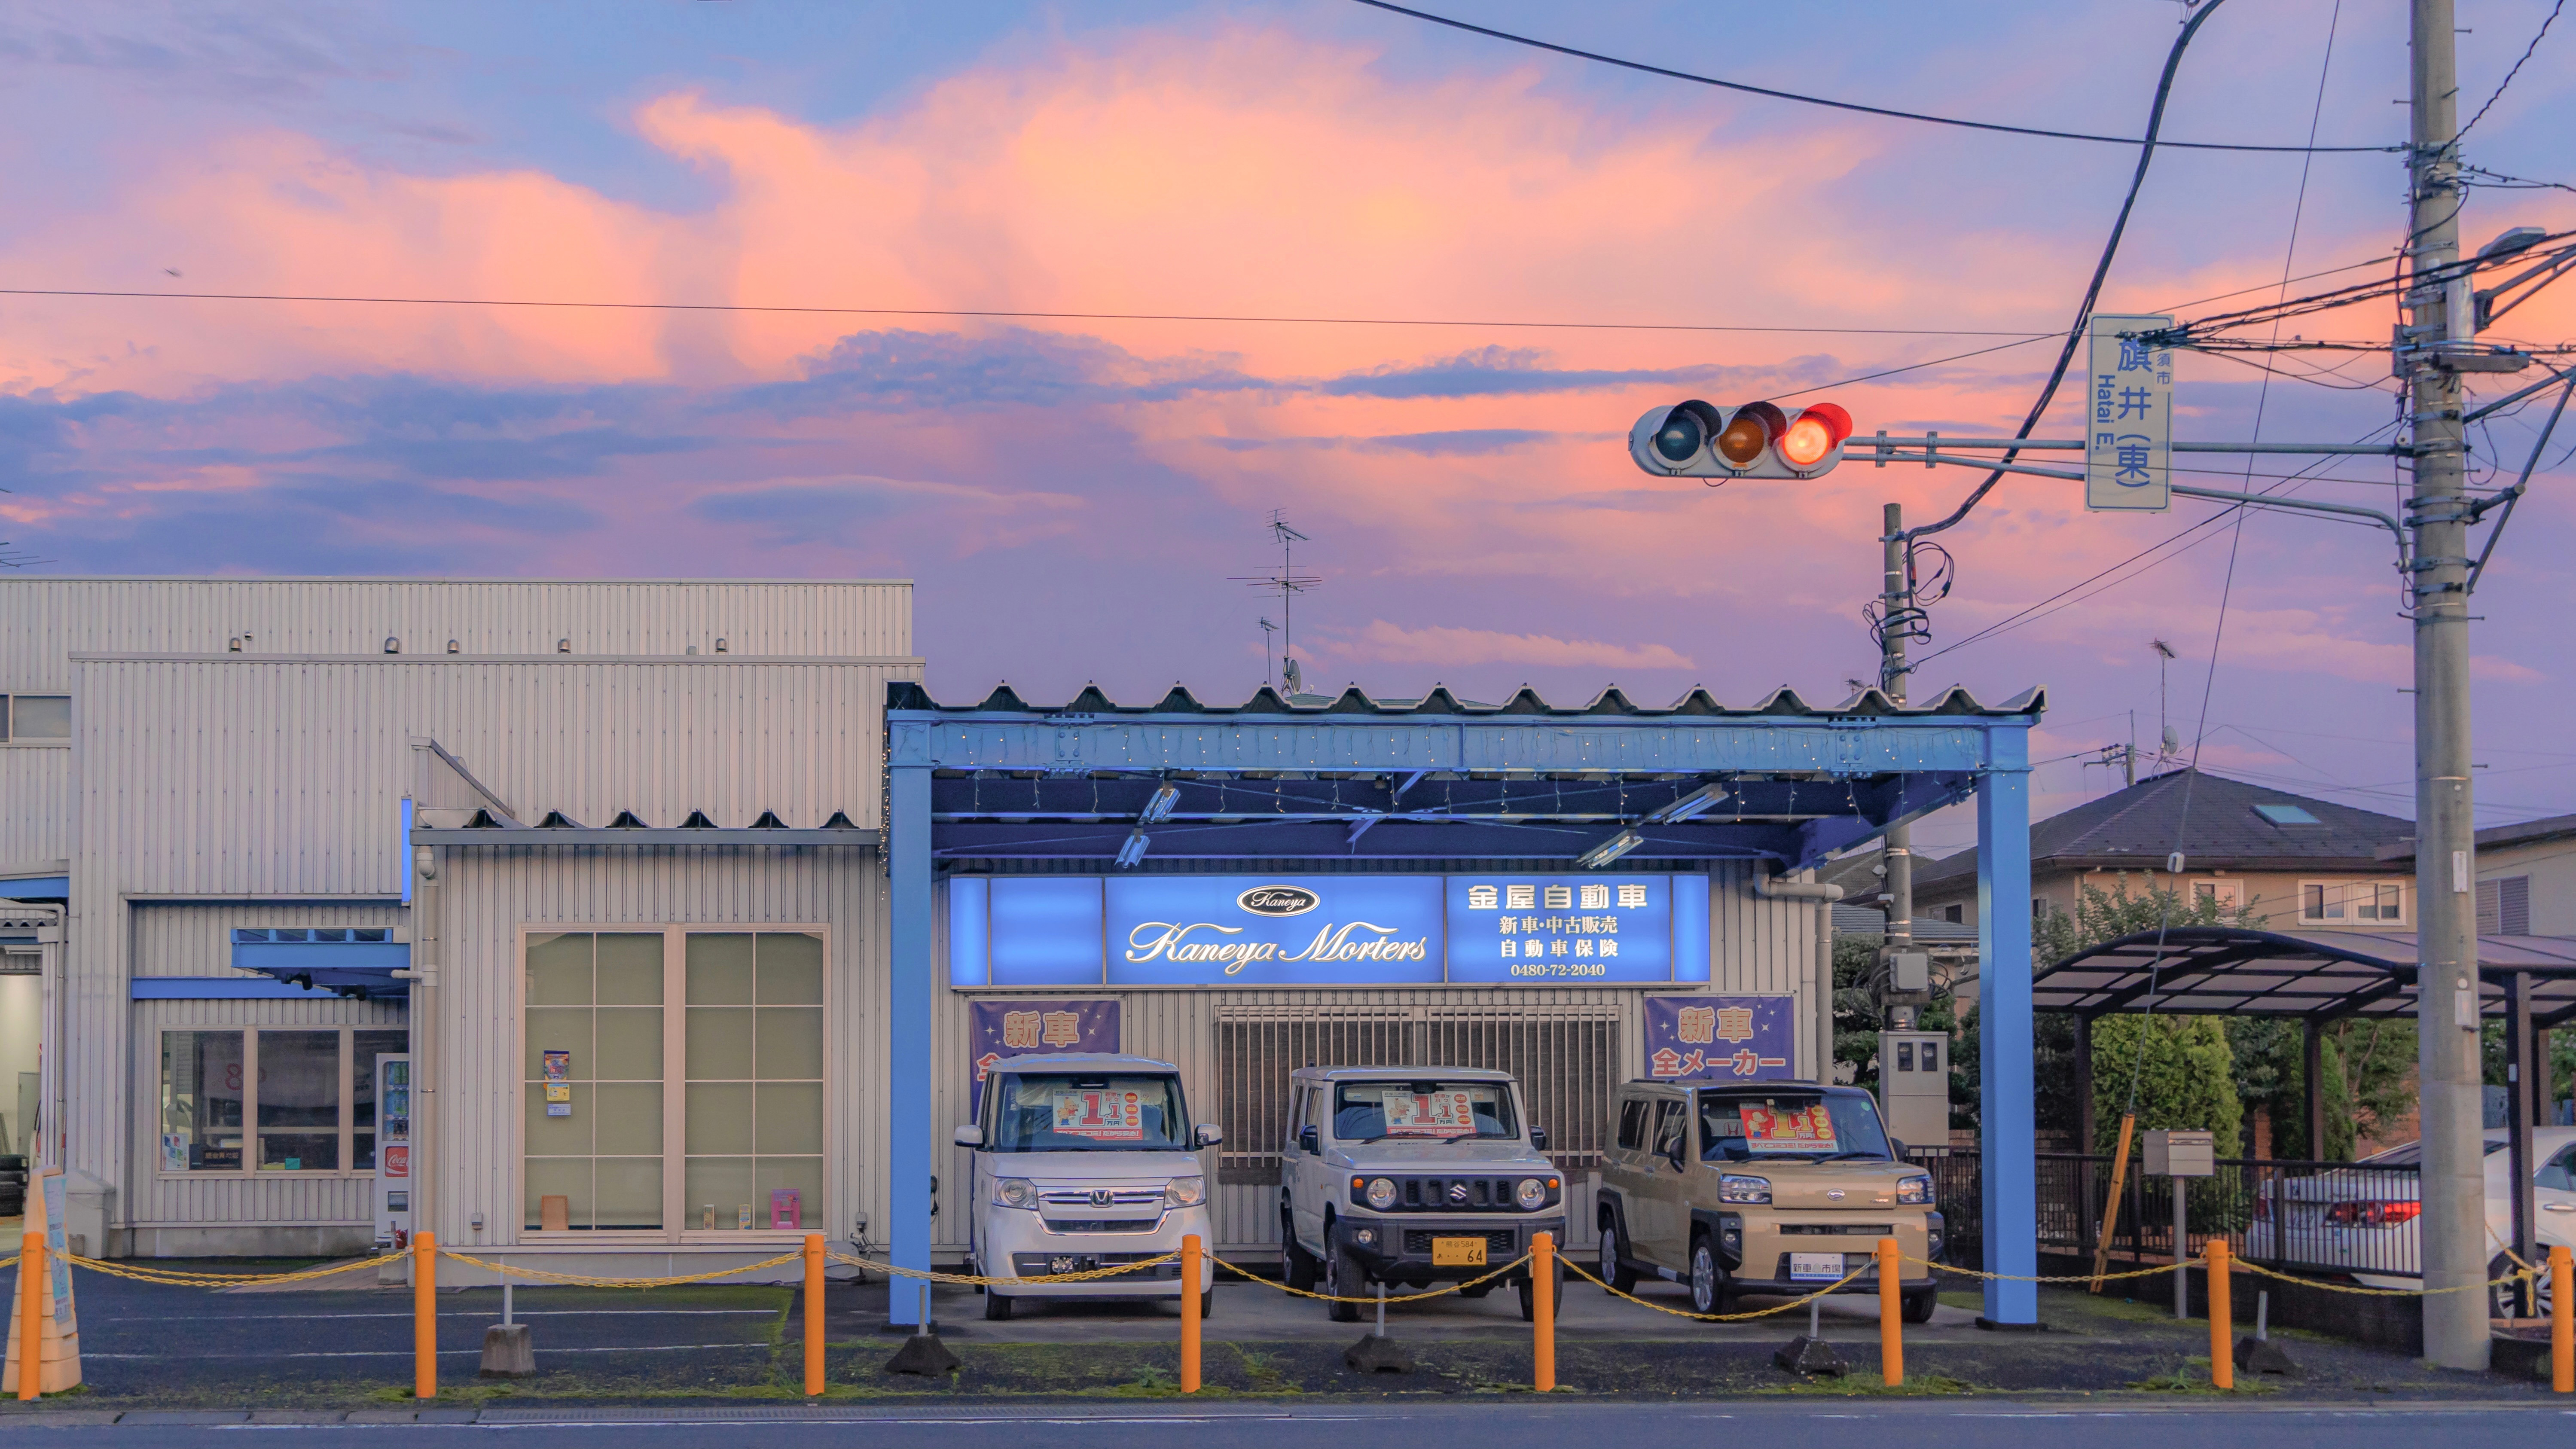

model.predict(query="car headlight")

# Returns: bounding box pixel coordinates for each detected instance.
[992,1177,1038,1210]
[1365,1178,1398,1210]
[1717,1174,1771,1205]
[1897,1174,1934,1205]
[1515,1178,1547,1211]
[1166,1176,1206,1208]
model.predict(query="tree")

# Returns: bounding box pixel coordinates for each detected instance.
[2089,1014,2244,1157]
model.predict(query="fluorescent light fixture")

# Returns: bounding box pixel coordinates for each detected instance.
[1115,827,1151,869]
[1578,830,1644,870]
[1643,783,1729,825]
[1139,783,1181,824]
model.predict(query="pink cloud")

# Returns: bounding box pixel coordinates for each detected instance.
[1315,619,1693,673]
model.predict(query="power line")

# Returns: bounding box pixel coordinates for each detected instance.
[0,287,2053,339]
[2457,0,2564,141]
[1346,0,2399,154]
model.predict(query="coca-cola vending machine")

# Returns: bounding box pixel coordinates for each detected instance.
[373,1054,412,1248]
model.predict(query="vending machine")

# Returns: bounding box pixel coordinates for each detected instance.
[373,1054,412,1248]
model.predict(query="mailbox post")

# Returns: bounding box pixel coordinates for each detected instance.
[2145,1130,2214,1320]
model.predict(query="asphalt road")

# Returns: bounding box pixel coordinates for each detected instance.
[3,1401,2573,1447]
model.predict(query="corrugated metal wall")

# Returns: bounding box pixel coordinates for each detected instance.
[427,845,884,1253]
[1,578,912,689]
[928,863,1818,1257]
[63,652,912,1244]
[127,994,406,1230]
[0,748,73,871]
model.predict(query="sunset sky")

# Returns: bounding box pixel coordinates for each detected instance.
[4,0,2571,849]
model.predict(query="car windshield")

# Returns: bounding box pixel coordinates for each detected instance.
[1697,1090,1893,1162]
[1333,1081,1518,1142]
[988,1073,1190,1152]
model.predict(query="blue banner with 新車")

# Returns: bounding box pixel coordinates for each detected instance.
[968,998,1121,1115]
[1644,994,1798,1082]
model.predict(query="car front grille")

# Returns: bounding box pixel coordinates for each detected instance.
[1777,1223,1897,1235]
[1009,1252,1182,1280]
[1395,1177,1526,1211]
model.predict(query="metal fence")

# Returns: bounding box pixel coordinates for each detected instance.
[1902,1148,2425,1279]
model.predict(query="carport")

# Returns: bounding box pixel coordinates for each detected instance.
[883,681,2049,1331]
[2031,925,2576,1296]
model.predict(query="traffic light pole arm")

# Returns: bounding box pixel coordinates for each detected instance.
[1870,448,2408,552]
[1850,436,2406,456]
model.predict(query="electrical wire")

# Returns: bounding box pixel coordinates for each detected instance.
[1907,0,2238,545]
[0,287,2053,339]
[2457,0,2565,142]
[1344,0,2397,155]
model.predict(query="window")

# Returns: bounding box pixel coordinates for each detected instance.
[1651,1098,1687,1159]
[2477,876,2531,936]
[988,1070,1192,1151]
[159,1027,406,1174]
[522,929,826,1237]
[1694,1088,1894,1162]
[2254,802,2321,825]
[1615,1097,1650,1151]
[2535,1144,2576,1193]
[2301,881,2405,924]
[1940,903,1964,924]
[0,696,71,743]
[1328,1080,1515,1141]
[2192,880,2243,911]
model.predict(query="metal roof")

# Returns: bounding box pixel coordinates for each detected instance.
[888,681,2044,719]
[2029,925,2576,1027]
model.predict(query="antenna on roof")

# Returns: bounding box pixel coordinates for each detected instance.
[1231,511,1321,696]
[2149,639,2180,773]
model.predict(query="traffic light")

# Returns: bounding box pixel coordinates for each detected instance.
[1629,400,1854,479]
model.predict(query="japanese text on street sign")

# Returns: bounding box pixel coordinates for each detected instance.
[1051,1089,1145,1141]
[2086,313,2173,512]
[1382,1089,1480,1137]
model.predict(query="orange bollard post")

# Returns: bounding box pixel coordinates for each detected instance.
[804,1233,826,1396]
[1181,1234,1203,1394]
[2553,1245,2572,1394]
[1532,1231,1555,1393]
[413,1232,436,1400]
[1878,1236,1902,1388]
[17,1230,41,1400]
[2205,1239,2232,1390]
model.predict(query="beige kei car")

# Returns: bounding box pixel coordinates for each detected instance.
[1596,1080,1943,1322]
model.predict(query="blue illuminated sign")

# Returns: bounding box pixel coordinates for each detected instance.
[1444,876,1673,984]
[947,872,1711,987]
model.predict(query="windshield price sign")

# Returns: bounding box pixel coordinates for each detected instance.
[1051,1089,1145,1141]
[1740,1104,1840,1155]
[1383,1089,1477,1137]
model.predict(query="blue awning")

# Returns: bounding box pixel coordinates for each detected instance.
[227,929,412,1000]
[0,876,68,902]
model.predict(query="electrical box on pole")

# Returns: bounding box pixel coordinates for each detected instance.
[1877,1030,1948,1153]
[1630,400,1855,479]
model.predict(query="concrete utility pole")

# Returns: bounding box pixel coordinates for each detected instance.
[2405,0,2487,1372]
[1878,503,1917,1028]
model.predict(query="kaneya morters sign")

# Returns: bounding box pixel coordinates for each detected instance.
[945,874,1711,987]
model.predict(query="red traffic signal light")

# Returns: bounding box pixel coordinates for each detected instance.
[1630,399,1853,479]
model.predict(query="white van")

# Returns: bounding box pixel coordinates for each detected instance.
[952,1053,1221,1320]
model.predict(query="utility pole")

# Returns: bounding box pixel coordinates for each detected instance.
[2405,0,2486,1372]
[1877,503,1919,1029]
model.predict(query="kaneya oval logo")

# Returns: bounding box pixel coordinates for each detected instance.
[1237,884,1321,917]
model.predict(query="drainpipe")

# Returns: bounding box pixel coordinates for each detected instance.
[1755,872,1844,1082]
[396,846,439,1268]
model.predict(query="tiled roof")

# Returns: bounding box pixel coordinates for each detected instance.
[2377,809,2576,863]
[888,681,2045,719]
[1915,768,2411,889]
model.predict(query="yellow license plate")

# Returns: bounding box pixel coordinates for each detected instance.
[1431,1237,1488,1266]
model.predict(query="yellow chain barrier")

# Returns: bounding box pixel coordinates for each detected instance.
[1560,1255,1871,1321]
[437,1248,805,1289]
[1892,1251,2541,1298]
[64,1252,400,1287]
[1208,1252,1528,1305]
[1898,1255,2187,1286]
[827,1250,1181,1287]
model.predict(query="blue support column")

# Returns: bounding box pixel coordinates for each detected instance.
[887,765,936,1329]
[1975,725,2037,1325]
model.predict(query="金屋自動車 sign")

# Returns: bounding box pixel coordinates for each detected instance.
[946,874,1709,987]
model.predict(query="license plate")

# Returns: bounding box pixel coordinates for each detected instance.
[1789,1252,1846,1281]
[1431,1237,1489,1266]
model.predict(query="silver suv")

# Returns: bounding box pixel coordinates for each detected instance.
[1278,1066,1565,1321]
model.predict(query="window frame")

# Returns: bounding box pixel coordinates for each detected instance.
[2298,879,2408,926]
[515,923,831,1246]
[156,1025,405,1179]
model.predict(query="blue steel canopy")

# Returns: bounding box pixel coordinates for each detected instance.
[882,680,2045,1330]
[887,681,2044,871]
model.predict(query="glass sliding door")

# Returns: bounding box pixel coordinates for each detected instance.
[523,931,666,1230]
